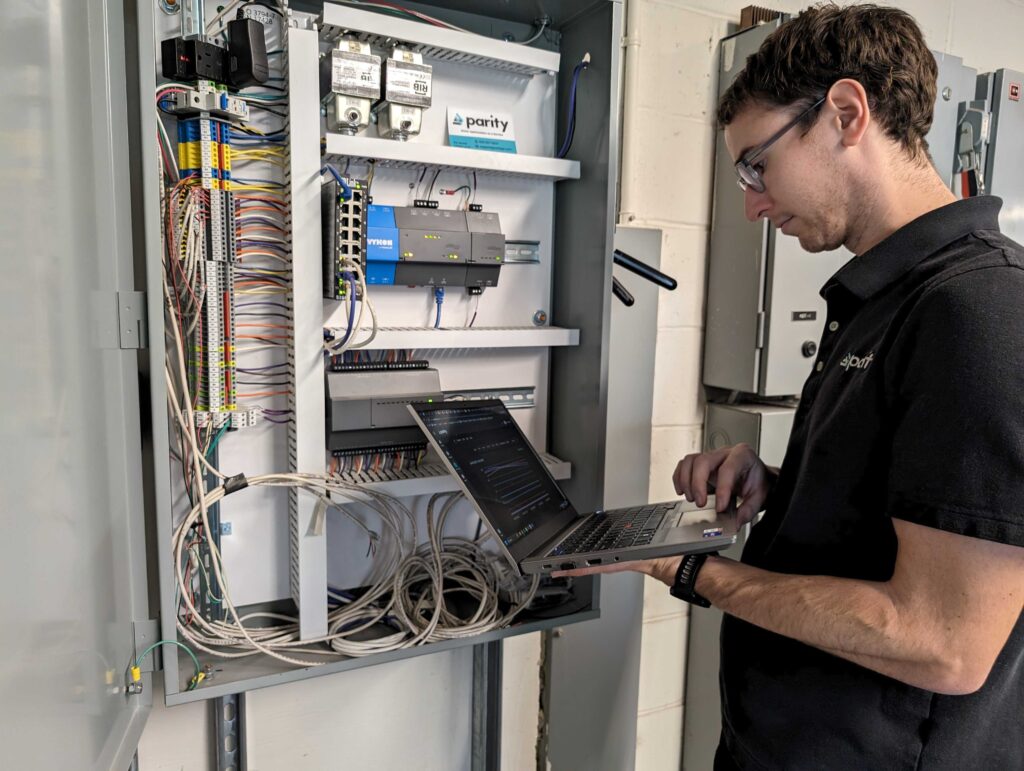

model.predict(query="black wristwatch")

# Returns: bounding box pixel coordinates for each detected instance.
[669,551,717,607]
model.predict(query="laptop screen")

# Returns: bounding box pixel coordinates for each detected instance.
[411,400,579,562]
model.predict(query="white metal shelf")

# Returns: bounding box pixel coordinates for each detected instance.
[355,325,580,350]
[319,4,561,77]
[337,453,571,499]
[324,134,580,180]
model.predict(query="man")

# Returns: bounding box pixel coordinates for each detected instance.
[558,4,1024,768]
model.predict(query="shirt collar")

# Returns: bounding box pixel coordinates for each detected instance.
[822,196,1003,303]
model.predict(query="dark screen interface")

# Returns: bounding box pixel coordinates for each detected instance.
[417,405,571,549]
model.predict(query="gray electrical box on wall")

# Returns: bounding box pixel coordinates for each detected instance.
[703,20,853,398]
[978,68,1024,244]
[931,53,978,188]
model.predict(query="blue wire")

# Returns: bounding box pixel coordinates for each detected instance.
[320,164,352,200]
[557,59,589,159]
[433,286,445,328]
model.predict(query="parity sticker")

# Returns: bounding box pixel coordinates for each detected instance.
[447,107,517,153]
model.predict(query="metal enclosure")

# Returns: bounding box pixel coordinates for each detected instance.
[0,0,152,767]
[931,53,978,189]
[703,20,853,398]
[546,225,661,771]
[551,0,623,512]
[130,6,625,749]
[703,403,796,467]
[979,69,1024,244]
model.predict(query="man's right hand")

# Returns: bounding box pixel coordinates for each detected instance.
[673,444,776,527]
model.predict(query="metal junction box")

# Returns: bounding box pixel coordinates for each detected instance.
[978,68,1024,244]
[704,21,851,398]
[931,53,978,189]
[704,402,795,468]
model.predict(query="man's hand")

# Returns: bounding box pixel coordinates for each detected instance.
[674,443,776,526]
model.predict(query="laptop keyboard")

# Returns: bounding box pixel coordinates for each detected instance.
[549,503,678,556]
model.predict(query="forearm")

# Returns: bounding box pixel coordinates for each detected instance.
[654,556,948,691]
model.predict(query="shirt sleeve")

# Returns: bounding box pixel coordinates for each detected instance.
[885,263,1024,548]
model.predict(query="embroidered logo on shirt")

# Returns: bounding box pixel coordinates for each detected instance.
[839,351,875,371]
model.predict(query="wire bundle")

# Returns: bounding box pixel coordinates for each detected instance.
[172,474,539,664]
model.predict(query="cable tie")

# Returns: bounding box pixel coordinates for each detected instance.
[224,473,249,495]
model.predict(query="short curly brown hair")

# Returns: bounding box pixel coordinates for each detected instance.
[717,3,937,160]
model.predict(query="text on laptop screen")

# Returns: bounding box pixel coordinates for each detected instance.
[415,403,575,552]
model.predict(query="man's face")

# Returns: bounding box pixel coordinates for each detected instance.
[724,103,849,253]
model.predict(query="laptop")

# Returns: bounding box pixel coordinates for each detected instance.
[408,399,738,576]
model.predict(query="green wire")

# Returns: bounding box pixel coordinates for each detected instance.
[135,640,202,689]
[206,424,229,459]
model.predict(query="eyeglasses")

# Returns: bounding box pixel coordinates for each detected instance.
[735,97,826,193]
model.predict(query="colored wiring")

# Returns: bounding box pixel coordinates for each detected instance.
[156,14,538,669]
[433,286,445,328]
[557,53,591,159]
[321,164,352,200]
[426,168,442,200]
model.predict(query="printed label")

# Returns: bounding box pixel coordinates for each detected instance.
[331,50,381,99]
[447,106,517,153]
[384,60,432,107]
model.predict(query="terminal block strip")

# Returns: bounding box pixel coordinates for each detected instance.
[190,190,244,429]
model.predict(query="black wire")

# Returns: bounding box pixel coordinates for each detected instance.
[415,168,427,198]
[427,168,442,200]
[246,102,287,118]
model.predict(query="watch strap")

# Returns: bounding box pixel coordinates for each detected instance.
[669,551,716,607]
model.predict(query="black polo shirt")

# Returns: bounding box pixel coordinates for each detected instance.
[717,196,1024,770]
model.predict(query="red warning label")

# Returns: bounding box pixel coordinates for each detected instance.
[1010,82,1021,101]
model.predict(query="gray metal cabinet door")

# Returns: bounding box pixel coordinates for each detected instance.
[0,1,151,768]
[984,69,1024,245]
[761,230,851,397]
